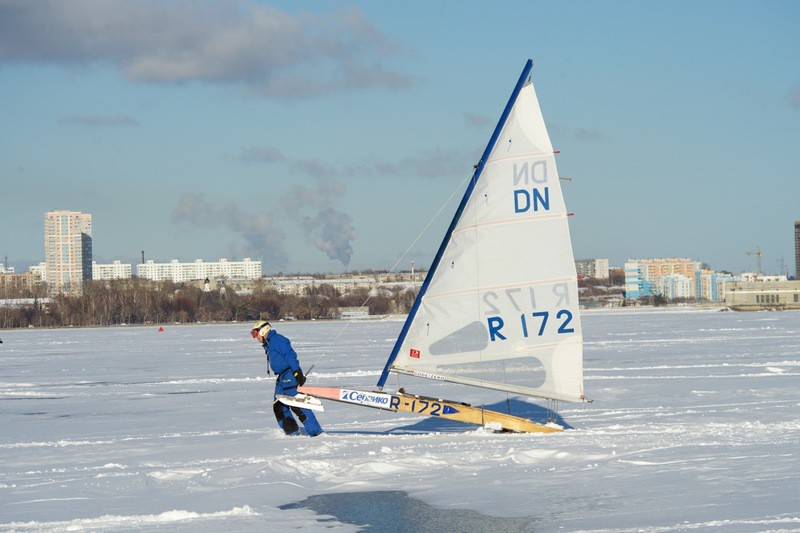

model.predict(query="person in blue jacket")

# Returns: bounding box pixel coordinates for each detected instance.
[251,320,323,437]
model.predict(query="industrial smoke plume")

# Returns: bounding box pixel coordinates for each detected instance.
[171,193,288,270]
[283,178,358,267]
[171,180,358,268]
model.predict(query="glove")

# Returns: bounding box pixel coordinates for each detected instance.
[293,368,306,386]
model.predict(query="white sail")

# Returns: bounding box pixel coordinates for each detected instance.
[379,62,583,403]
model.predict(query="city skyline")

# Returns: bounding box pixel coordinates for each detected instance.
[27,230,795,280]
[2,1,798,275]
[6,209,800,278]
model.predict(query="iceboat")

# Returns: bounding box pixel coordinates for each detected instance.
[281,59,585,433]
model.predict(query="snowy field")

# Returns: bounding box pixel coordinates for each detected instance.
[1,308,799,532]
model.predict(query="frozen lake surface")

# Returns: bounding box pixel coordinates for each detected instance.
[2,308,799,531]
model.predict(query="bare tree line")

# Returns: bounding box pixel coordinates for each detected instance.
[0,279,418,329]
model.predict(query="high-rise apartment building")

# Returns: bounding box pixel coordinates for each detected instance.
[44,210,92,295]
[575,258,610,280]
[624,258,702,299]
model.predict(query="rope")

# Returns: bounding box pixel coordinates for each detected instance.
[545,398,560,424]
[304,170,475,377]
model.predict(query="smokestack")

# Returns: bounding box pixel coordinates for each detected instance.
[141,250,145,264]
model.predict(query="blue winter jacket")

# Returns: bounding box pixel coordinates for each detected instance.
[262,329,301,376]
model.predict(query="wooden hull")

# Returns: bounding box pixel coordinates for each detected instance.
[297,386,562,433]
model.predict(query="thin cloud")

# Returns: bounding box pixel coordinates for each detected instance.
[237,146,286,164]
[549,123,605,142]
[58,115,140,127]
[464,113,492,128]
[790,85,800,109]
[393,150,472,178]
[239,145,471,179]
[0,1,411,99]
[573,128,605,141]
[290,158,344,180]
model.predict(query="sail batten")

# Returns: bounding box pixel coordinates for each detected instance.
[377,59,583,404]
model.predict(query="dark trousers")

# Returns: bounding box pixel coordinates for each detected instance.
[273,372,322,436]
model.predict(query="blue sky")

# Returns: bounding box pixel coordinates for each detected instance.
[1,1,798,276]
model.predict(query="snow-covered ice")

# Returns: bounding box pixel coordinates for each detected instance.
[2,308,799,531]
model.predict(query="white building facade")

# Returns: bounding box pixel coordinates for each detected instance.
[269,276,377,296]
[726,280,800,310]
[658,273,694,300]
[92,261,132,280]
[29,262,46,280]
[136,258,261,282]
[575,258,610,280]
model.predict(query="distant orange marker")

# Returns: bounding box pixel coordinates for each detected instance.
[158,326,164,332]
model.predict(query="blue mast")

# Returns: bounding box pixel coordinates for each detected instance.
[377,59,535,389]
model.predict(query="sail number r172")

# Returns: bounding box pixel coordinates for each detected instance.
[487,310,575,341]
[392,396,458,416]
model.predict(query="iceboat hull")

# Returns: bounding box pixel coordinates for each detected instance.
[297,386,562,433]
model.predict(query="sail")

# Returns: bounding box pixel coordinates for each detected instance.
[378,60,584,403]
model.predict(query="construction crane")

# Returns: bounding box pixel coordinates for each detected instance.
[746,246,762,275]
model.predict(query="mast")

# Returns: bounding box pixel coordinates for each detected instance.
[377,59,535,389]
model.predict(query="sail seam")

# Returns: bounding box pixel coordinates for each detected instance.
[392,338,582,365]
[389,367,582,403]
[423,276,576,300]
[453,212,568,234]
[484,151,558,165]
